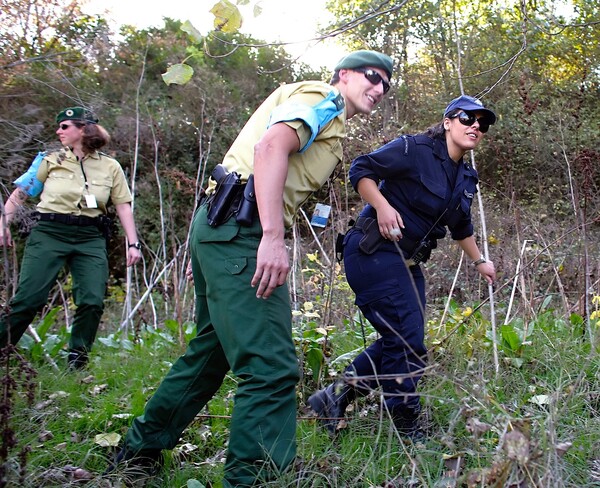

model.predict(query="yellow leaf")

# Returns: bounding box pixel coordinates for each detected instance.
[304,312,320,319]
[529,394,550,405]
[303,301,314,311]
[315,327,328,335]
[210,0,243,33]
[94,432,121,447]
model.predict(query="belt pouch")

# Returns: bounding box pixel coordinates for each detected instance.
[358,217,384,255]
[235,174,256,226]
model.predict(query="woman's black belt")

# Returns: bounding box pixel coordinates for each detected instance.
[353,216,418,255]
[35,212,101,226]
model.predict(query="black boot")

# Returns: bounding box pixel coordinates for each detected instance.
[67,349,88,370]
[308,381,354,434]
[392,407,425,440]
[104,446,163,477]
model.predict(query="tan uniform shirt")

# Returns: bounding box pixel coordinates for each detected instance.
[207,80,347,228]
[36,148,132,218]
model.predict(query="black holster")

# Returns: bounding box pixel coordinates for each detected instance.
[205,165,257,227]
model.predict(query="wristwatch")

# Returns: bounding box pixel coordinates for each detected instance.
[472,255,487,266]
[128,241,142,250]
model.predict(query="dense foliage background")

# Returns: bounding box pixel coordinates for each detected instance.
[1,0,599,486]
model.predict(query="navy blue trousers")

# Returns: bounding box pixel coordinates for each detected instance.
[343,229,426,414]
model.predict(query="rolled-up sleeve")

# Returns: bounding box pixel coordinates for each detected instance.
[349,137,409,190]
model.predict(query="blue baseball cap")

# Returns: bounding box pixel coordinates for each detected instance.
[444,95,496,124]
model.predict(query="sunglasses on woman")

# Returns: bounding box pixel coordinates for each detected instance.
[58,123,74,130]
[449,111,491,133]
[353,68,391,94]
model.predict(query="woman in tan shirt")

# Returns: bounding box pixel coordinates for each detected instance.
[0,107,141,369]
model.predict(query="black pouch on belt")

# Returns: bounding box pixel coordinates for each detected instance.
[358,217,384,255]
[97,215,113,241]
[235,174,256,226]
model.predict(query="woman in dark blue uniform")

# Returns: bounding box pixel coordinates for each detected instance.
[309,95,497,437]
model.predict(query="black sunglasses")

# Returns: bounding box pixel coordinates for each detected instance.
[449,111,491,133]
[58,123,74,130]
[353,68,390,94]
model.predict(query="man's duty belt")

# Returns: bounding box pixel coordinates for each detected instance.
[35,212,101,226]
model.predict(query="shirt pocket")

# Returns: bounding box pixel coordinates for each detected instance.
[411,174,446,215]
[88,176,113,207]
[44,170,78,203]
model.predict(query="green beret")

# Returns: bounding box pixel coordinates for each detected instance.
[56,107,98,124]
[334,50,394,79]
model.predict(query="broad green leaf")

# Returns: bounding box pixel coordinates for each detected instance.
[44,334,65,356]
[504,357,525,368]
[120,338,135,351]
[162,64,194,85]
[210,0,243,33]
[181,20,203,43]
[500,324,522,353]
[164,319,180,335]
[36,307,60,339]
[569,313,584,326]
[306,348,324,383]
[330,349,363,366]
[540,295,553,311]
[98,335,121,348]
[187,480,206,488]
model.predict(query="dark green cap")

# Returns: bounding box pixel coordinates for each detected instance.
[56,107,98,124]
[334,50,394,79]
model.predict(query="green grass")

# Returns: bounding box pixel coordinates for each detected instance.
[2,302,599,487]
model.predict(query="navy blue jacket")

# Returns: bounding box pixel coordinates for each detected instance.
[349,134,479,248]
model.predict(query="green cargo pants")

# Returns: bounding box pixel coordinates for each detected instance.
[0,221,108,352]
[124,205,299,487]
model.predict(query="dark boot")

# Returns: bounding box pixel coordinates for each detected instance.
[392,407,425,440]
[104,446,163,477]
[67,349,88,370]
[308,381,354,434]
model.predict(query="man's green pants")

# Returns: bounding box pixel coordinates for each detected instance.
[124,206,299,487]
[0,221,108,352]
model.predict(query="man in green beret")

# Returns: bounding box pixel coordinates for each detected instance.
[109,49,394,487]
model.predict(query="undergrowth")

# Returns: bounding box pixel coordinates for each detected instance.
[1,291,599,487]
